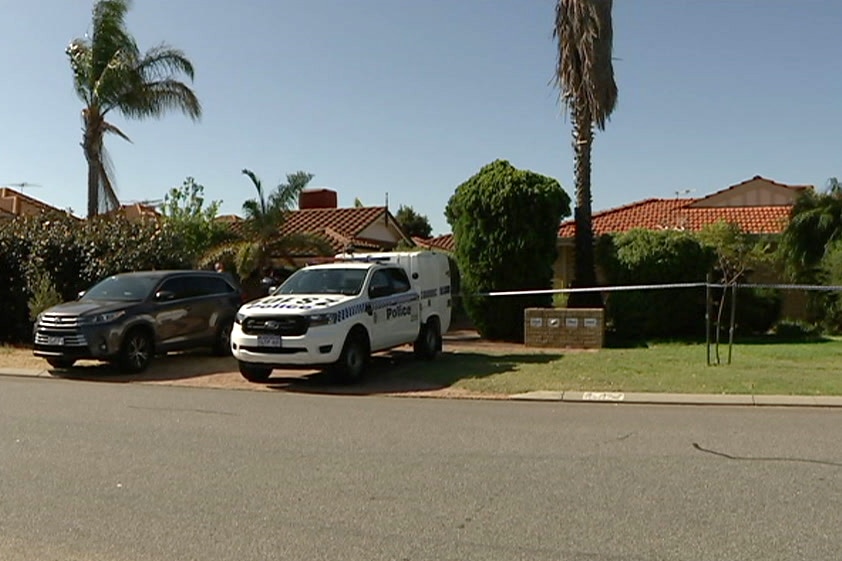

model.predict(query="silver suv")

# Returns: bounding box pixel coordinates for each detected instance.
[33,270,242,373]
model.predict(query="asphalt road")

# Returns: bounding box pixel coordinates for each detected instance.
[1,377,841,561]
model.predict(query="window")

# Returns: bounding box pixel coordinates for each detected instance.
[386,268,411,294]
[158,277,191,300]
[194,276,235,296]
[368,270,392,299]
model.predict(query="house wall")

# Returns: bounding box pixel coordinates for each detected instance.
[358,219,402,245]
[690,179,801,208]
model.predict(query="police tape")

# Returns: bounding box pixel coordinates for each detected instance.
[478,282,842,297]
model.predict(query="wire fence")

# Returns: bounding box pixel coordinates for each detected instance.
[473,280,838,366]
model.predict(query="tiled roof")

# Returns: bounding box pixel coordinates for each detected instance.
[280,206,388,238]
[558,198,792,237]
[279,206,405,254]
[413,233,455,252]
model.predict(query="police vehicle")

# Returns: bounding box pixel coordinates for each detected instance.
[230,251,452,383]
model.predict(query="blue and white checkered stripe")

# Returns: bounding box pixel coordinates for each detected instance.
[335,302,368,322]
[370,292,420,311]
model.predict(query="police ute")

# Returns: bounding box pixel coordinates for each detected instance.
[230,251,452,383]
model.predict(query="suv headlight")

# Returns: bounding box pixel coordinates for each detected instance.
[308,313,337,328]
[82,310,126,325]
[235,312,246,324]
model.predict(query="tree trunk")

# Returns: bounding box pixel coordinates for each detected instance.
[567,107,602,309]
[83,112,101,219]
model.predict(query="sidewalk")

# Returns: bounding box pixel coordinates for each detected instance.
[3,365,842,407]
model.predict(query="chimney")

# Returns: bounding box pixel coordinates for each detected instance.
[299,188,338,209]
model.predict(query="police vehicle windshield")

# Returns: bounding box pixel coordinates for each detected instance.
[277,268,367,296]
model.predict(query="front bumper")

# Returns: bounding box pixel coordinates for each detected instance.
[230,323,343,367]
[32,323,124,361]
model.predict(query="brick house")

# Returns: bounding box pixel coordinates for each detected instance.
[554,176,810,288]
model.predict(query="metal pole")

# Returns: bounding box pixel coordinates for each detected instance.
[727,283,737,365]
[705,273,711,366]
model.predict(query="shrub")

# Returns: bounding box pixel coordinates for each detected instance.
[445,160,570,341]
[597,229,714,339]
[0,213,197,343]
[27,269,63,322]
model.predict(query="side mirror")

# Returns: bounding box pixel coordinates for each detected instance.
[77,290,86,300]
[155,290,176,302]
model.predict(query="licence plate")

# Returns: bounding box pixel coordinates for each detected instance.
[46,336,64,346]
[257,335,282,348]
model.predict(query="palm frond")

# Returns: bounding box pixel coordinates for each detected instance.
[118,79,201,120]
[198,240,247,270]
[269,171,313,214]
[554,0,617,129]
[241,169,268,217]
[268,232,333,266]
[137,44,195,82]
[66,39,94,104]
[235,242,265,280]
[102,120,132,143]
[97,146,120,213]
[90,0,138,89]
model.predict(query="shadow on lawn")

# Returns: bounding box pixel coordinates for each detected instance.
[263,349,563,397]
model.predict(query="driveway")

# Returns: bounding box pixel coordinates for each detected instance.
[0,330,542,398]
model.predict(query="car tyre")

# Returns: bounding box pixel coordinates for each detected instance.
[119,329,154,373]
[46,358,76,369]
[414,317,440,360]
[334,330,369,384]
[239,362,272,383]
[212,320,234,356]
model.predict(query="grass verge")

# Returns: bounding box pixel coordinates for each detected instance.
[395,337,842,396]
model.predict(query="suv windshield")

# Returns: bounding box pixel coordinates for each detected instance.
[277,268,367,296]
[82,275,159,302]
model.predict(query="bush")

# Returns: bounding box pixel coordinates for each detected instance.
[771,319,822,339]
[0,213,197,343]
[445,160,570,341]
[815,240,842,333]
[27,269,63,322]
[597,229,715,339]
[728,287,782,335]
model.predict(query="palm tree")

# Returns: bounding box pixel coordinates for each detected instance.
[779,178,842,278]
[202,169,332,285]
[554,0,618,307]
[67,0,201,218]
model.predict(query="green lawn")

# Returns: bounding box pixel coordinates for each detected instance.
[399,337,842,396]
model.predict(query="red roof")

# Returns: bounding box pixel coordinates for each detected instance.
[413,233,455,252]
[558,198,792,237]
[279,206,406,254]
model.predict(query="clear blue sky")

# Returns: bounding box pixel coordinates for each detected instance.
[1,1,840,235]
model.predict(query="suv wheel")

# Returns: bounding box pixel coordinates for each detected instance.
[46,358,76,369]
[212,320,234,356]
[119,329,154,373]
[239,362,272,383]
